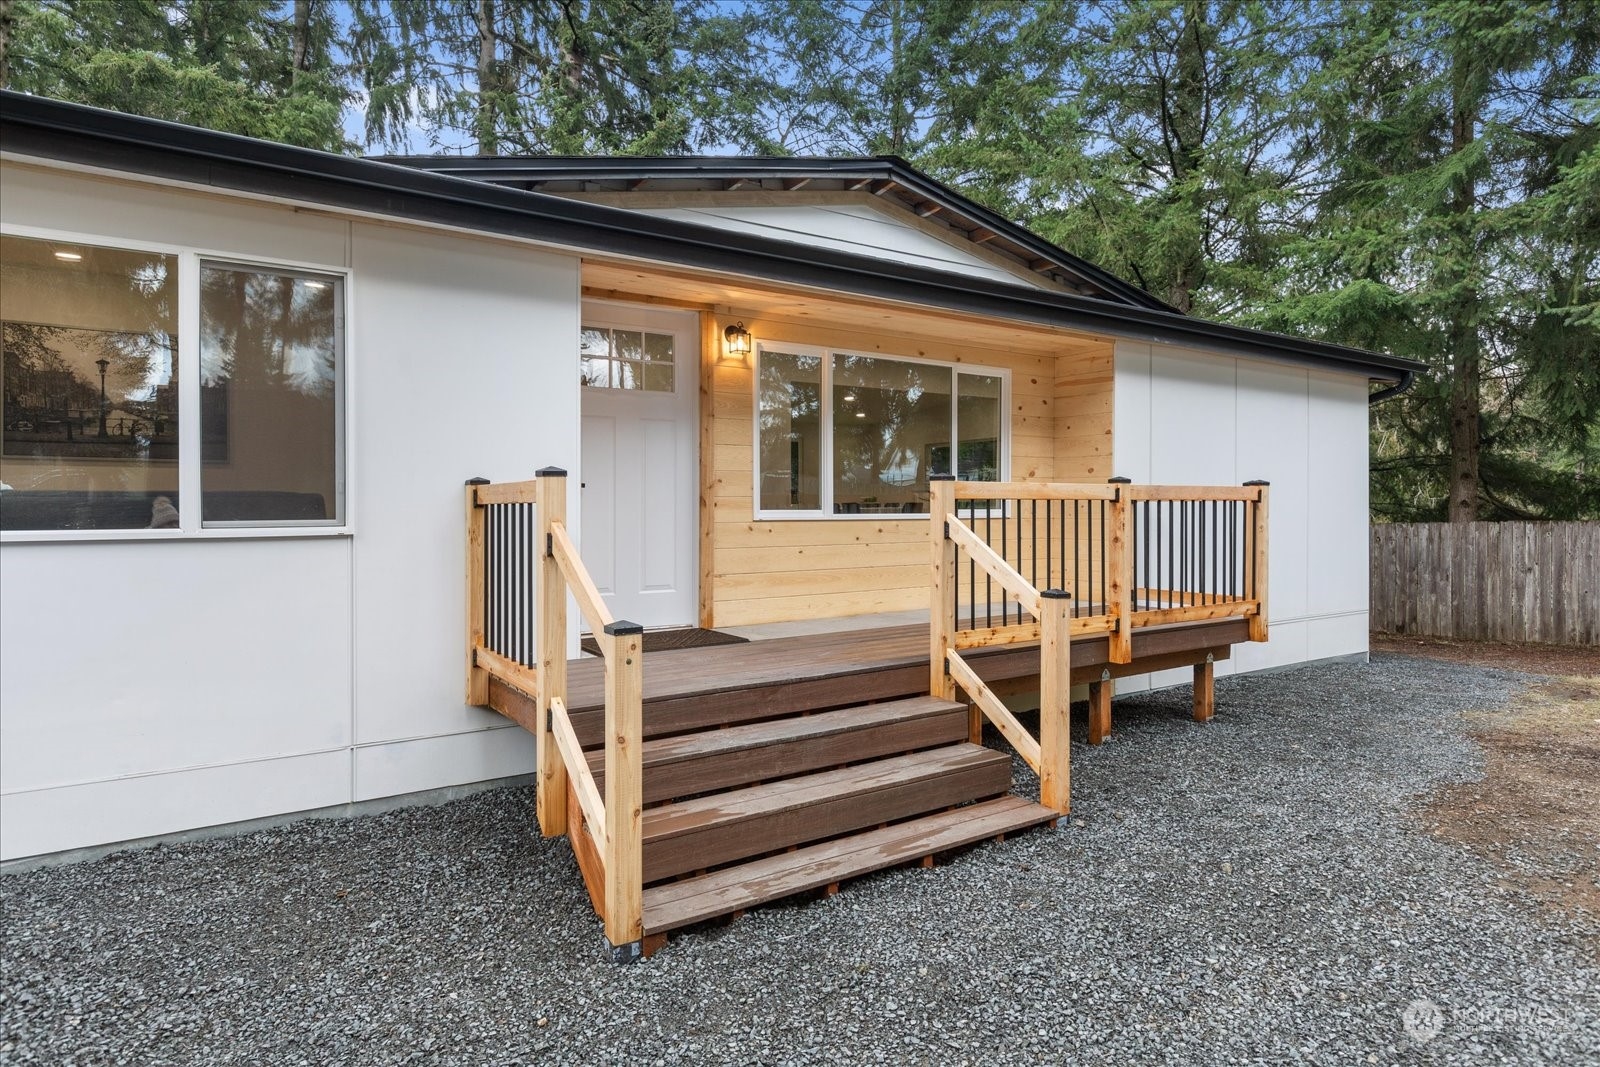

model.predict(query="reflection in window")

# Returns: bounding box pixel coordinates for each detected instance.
[199,263,342,525]
[0,236,179,530]
[754,345,1006,518]
[832,354,952,514]
[758,350,822,511]
[581,326,675,392]
[955,373,1003,481]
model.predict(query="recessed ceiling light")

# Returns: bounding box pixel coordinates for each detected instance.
[854,411,866,418]
[53,251,83,262]
[843,392,857,402]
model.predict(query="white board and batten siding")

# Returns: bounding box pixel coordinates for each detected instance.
[1113,341,1370,694]
[0,164,582,860]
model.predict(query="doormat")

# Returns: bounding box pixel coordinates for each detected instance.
[580,627,749,658]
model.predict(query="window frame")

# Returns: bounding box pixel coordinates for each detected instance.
[0,223,353,543]
[751,340,1010,522]
[579,317,682,396]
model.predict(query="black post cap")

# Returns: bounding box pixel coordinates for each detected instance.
[1243,479,1271,486]
[1041,588,1072,599]
[1107,476,1132,484]
[465,477,490,485]
[536,466,568,478]
[604,620,645,636]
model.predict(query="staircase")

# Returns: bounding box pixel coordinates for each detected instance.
[578,692,1057,945]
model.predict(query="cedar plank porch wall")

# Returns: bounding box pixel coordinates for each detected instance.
[705,310,1114,627]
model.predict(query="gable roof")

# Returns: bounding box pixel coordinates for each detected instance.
[377,154,1178,312]
[0,91,1423,384]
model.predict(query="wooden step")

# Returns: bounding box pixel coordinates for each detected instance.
[566,664,929,748]
[642,795,1057,935]
[642,744,1012,882]
[588,696,969,805]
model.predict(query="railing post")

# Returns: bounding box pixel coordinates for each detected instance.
[929,474,957,701]
[602,620,645,960]
[1106,476,1133,664]
[535,466,569,838]
[1038,588,1073,814]
[465,477,490,706]
[1244,480,1270,642]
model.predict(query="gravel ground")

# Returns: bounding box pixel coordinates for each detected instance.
[4,655,1599,1066]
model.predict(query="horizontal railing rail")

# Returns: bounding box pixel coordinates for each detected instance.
[466,468,645,962]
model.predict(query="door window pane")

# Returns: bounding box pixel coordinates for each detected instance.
[199,263,342,525]
[580,325,675,392]
[0,236,179,530]
[757,349,822,511]
[832,354,952,514]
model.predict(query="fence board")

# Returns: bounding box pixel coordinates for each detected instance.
[1370,521,1599,645]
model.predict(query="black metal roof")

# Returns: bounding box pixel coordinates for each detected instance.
[376,154,1177,312]
[0,91,1423,383]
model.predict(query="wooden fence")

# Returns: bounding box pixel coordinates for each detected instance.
[1370,521,1599,645]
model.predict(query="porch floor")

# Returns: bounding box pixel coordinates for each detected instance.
[562,615,1249,718]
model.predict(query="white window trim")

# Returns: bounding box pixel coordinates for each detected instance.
[0,223,354,543]
[752,340,1010,522]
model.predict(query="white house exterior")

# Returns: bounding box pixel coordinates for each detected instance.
[0,94,1418,863]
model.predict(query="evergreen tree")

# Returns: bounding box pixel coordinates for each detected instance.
[1,0,348,151]
[1269,0,1599,521]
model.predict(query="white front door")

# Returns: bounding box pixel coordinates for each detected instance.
[579,302,699,628]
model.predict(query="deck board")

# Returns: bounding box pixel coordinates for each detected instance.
[563,617,1248,716]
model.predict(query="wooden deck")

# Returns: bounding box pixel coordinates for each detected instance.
[467,473,1268,957]
[490,617,1245,751]
[565,617,1244,715]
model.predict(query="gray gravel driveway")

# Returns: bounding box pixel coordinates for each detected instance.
[4,655,1598,1065]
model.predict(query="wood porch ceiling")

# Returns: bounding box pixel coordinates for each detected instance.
[581,261,1114,361]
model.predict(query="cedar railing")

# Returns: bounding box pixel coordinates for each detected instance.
[466,468,645,961]
[930,477,1269,814]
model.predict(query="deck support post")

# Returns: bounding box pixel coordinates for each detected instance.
[535,467,569,838]
[1088,670,1112,745]
[1107,477,1133,664]
[603,620,645,952]
[1244,481,1270,642]
[929,474,957,701]
[1193,654,1215,722]
[465,477,490,707]
[1038,589,1073,813]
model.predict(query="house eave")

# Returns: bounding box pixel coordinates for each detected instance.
[0,91,1424,384]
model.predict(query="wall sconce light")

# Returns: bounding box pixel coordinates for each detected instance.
[722,321,752,363]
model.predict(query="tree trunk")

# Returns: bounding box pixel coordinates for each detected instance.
[1446,71,1480,522]
[292,0,312,77]
[476,0,499,156]
[0,0,15,90]
[1163,0,1210,315]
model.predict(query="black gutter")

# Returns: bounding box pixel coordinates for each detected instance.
[1368,369,1417,404]
[381,153,1180,314]
[0,92,1424,383]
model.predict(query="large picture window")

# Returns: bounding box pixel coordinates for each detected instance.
[0,233,346,534]
[755,344,1006,518]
